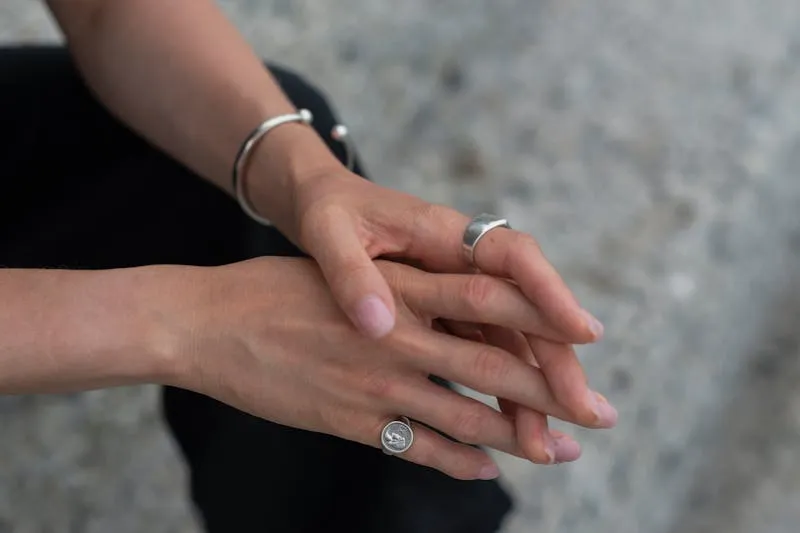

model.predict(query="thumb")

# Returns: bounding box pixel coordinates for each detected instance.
[306,214,397,339]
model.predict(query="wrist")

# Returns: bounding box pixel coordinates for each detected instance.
[77,265,199,389]
[0,266,194,393]
[244,120,343,231]
[114,265,204,389]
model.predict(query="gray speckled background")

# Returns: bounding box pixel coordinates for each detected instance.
[2,1,800,532]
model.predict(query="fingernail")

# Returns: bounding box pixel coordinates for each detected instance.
[355,295,395,338]
[552,435,582,463]
[478,463,500,480]
[588,391,618,427]
[544,433,557,464]
[582,309,604,339]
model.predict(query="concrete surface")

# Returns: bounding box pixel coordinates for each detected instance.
[2,1,800,532]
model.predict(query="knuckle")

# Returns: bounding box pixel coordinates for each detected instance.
[410,203,462,238]
[473,347,511,384]
[516,232,541,252]
[452,405,487,443]
[461,275,497,311]
[506,233,542,269]
[298,201,352,249]
[415,202,451,223]
[298,202,334,238]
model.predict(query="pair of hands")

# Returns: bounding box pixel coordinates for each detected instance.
[165,164,615,479]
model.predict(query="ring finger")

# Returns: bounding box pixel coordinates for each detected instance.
[370,415,500,481]
[388,376,524,458]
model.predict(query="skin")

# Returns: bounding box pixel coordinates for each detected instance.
[0,259,615,479]
[0,0,620,476]
[45,0,602,341]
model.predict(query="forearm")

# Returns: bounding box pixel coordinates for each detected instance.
[46,0,341,227]
[0,267,181,394]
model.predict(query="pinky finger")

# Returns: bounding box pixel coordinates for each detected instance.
[499,399,581,464]
[514,403,556,464]
[485,327,580,464]
[378,418,500,481]
[485,326,554,465]
[549,429,582,463]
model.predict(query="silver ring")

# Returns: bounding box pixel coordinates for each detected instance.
[380,416,414,455]
[462,214,511,267]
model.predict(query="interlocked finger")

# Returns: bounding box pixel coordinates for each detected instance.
[397,326,609,428]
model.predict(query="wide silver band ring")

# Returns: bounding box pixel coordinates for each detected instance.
[462,214,511,268]
[380,416,414,455]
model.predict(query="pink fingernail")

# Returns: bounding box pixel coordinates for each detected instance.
[355,295,395,338]
[583,309,604,339]
[588,391,618,427]
[544,433,557,464]
[552,435,582,463]
[478,463,500,480]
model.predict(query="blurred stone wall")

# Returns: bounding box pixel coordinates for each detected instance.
[2,1,800,532]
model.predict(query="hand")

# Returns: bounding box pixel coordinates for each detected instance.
[163,258,615,480]
[286,169,603,344]
[267,166,609,437]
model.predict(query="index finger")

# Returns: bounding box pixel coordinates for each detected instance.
[406,206,602,343]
